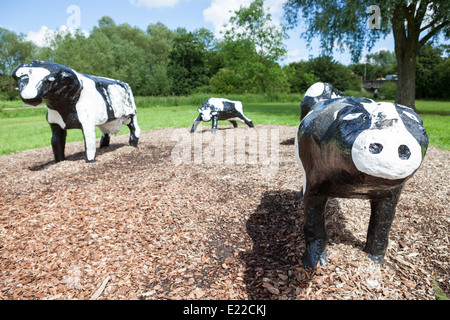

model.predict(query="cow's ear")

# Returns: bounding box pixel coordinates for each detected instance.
[43,66,82,98]
[12,64,25,80]
[58,68,82,93]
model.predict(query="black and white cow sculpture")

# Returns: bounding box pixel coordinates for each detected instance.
[295,84,429,268]
[12,61,141,162]
[191,98,254,135]
[300,82,345,120]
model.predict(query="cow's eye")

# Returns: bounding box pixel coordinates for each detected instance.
[19,75,29,89]
[343,113,364,121]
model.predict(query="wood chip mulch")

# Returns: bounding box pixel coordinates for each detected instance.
[0,125,448,300]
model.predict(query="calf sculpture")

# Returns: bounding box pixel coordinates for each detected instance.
[295,83,429,268]
[191,98,254,135]
[13,61,141,162]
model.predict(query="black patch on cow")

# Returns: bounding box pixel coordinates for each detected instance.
[301,97,372,150]
[395,104,429,157]
[83,74,128,121]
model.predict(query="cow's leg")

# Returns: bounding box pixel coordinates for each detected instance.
[127,115,140,148]
[230,121,238,128]
[364,187,403,264]
[81,124,97,163]
[50,124,67,163]
[302,192,329,268]
[237,114,254,128]
[191,115,202,133]
[100,134,110,148]
[211,115,219,135]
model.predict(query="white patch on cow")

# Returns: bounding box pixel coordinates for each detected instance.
[74,73,108,162]
[75,73,109,126]
[201,110,212,122]
[47,108,66,129]
[208,98,226,111]
[233,101,244,114]
[107,84,136,117]
[343,113,363,121]
[132,115,141,138]
[304,82,325,98]
[16,67,50,100]
[331,92,339,99]
[227,117,246,123]
[351,102,423,180]
[403,112,420,123]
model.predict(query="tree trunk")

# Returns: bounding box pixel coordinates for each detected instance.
[392,5,419,111]
[395,48,417,110]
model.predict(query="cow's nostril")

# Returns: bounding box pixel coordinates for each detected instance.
[369,143,383,154]
[398,145,411,160]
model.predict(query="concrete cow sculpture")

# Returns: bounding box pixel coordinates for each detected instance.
[300,82,345,120]
[12,61,141,162]
[191,98,254,135]
[295,83,429,268]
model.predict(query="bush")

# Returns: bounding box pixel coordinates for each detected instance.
[379,82,397,100]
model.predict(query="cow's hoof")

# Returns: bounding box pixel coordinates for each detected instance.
[100,136,111,148]
[302,243,327,268]
[366,253,385,265]
[129,138,139,148]
[86,159,96,163]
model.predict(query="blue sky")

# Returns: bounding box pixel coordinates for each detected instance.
[0,0,399,65]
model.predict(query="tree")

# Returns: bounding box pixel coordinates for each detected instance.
[350,50,398,80]
[416,44,449,99]
[212,0,289,93]
[167,29,210,95]
[0,28,36,99]
[146,23,175,95]
[284,61,318,93]
[283,0,450,110]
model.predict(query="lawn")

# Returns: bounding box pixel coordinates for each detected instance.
[0,99,448,155]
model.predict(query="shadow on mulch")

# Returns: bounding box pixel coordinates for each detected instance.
[28,143,126,171]
[240,190,364,299]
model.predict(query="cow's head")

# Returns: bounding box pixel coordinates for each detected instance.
[302,97,428,180]
[12,61,81,106]
[325,98,429,180]
[198,107,217,122]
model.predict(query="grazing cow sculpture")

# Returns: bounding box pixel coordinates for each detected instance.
[191,98,254,135]
[12,61,141,163]
[295,83,429,268]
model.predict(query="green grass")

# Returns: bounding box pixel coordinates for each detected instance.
[416,100,450,115]
[0,98,448,155]
[434,278,449,300]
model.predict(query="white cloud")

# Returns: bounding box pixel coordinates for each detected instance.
[283,49,309,65]
[25,25,89,48]
[129,0,179,9]
[203,0,284,38]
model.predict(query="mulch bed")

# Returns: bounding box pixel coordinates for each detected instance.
[0,125,448,300]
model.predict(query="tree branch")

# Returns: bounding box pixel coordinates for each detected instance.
[418,21,450,48]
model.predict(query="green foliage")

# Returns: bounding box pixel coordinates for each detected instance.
[350,50,398,80]
[286,56,361,92]
[284,61,318,93]
[379,82,397,100]
[283,0,450,109]
[212,0,289,94]
[0,28,37,99]
[433,278,450,300]
[416,44,450,99]
[167,29,210,96]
